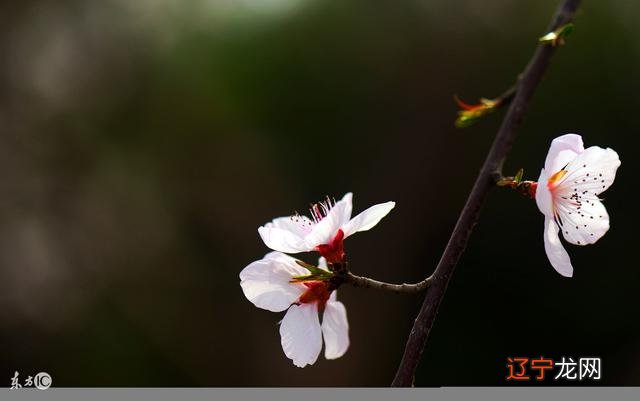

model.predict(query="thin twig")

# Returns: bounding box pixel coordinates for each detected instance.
[345,272,432,294]
[326,261,432,294]
[391,0,582,387]
[491,83,518,108]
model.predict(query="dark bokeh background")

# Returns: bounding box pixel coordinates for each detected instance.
[0,0,638,387]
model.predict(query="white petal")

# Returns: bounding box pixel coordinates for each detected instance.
[258,216,314,253]
[317,256,329,271]
[273,215,316,237]
[556,146,621,196]
[342,201,395,237]
[338,192,353,225]
[322,294,349,360]
[239,252,308,312]
[555,198,610,246]
[279,303,323,368]
[543,218,573,277]
[550,146,619,245]
[304,193,353,248]
[544,134,584,174]
[535,169,554,218]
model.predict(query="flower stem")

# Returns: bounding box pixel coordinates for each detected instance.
[345,272,432,294]
[391,0,582,387]
[496,170,538,198]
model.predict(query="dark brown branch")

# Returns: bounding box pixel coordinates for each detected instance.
[391,0,582,387]
[345,272,432,294]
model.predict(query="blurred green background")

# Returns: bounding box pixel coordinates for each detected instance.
[0,0,638,386]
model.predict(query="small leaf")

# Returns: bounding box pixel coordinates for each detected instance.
[291,274,314,281]
[295,259,316,270]
[539,23,574,46]
[293,260,333,281]
[454,95,501,128]
[455,112,480,128]
[557,23,574,38]
[290,272,333,282]
[455,107,493,128]
[514,168,524,183]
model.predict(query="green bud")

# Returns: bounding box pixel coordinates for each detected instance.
[539,23,574,46]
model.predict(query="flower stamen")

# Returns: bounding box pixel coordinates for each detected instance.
[547,169,568,189]
[309,196,336,223]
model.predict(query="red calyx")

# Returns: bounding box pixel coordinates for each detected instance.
[298,281,331,310]
[315,229,346,264]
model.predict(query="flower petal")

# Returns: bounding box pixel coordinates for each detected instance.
[322,292,349,360]
[551,146,619,245]
[544,134,584,174]
[239,252,308,312]
[259,217,313,253]
[555,198,610,246]
[342,201,395,238]
[535,169,554,218]
[304,193,353,248]
[279,303,323,368]
[543,218,573,277]
[556,146,621,196]
[338,192,353,226]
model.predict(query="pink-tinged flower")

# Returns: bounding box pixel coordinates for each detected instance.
[535,134,621,277]
[258,193,395,263]
[240,252,349,367]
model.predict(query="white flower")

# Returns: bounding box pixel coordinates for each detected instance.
[239,252,349,367]
[258,192,395,263]
[535,134,621,277]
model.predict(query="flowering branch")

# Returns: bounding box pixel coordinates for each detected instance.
[391,0,582,387]
[454,25,573,129]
